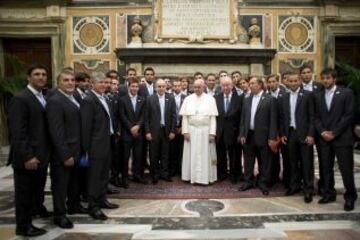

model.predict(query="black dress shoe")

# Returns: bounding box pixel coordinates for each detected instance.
[107,186,121,194]
[262,190,269,196]
[238,183,253,192]
[133,177,148,184]
[54,216,74,229]
[161,176,173,182]
[152,178,159,185]
[89,208,108,220]
[121,179,129,189]
[32,207,52,218]
[100,199,119,209]
[318,196,336,204]
[344,200,355,211]
[68,205,88,215]
[304,194,313,203]
[111,177,123,188]
[285,188,301,196]
[16,225,47,237]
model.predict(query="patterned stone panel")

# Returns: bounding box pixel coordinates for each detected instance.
[72,16,110,54]
[73,60,110,74]
[279,59,314,74]
[126,15,153,44]
[278,16,315,53]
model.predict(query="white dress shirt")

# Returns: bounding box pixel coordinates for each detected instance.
[76,88,87,99]
[27,84,46,107]
[206,87,216,96]
[235,87,243,96]
[146,82,154,96]
[158,94,165,126]
[92,90,114,134]
[270,88,280,98]
[129,93,137,112]
[325,85,336,111]
[250,91,263,130]
[302,80,314,92]
[289,88,300,128]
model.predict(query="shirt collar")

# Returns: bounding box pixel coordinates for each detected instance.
[254,90,263,98]
[129,93,137,98]
[326,85,337,94]
[223,92,232,98]
[58,89,73,98]
[303,80,313,87]
[290,87,300,94]
[271,88,280,96]
[145,81,153,88]
[27,84,42,96]
[91,90,103,99]
[157,93,165,99]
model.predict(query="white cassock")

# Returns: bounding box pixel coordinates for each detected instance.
[179,93,218,184]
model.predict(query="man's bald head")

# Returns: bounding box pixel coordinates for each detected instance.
[155,78,166,96]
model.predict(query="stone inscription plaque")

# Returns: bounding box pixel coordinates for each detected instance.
[160,0,232,40]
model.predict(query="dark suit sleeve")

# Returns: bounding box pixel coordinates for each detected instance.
[170,97,177,133]
[119,99,134,131]
[239,99,246,138]
[46,99,72,162]
[8,97,34,163]
[269,97,278,140]
[137,100,145,127]
[307,93,315,137]
[144,97,151,134]
[333,90,354,137]
[80,98,93,153]
[278,97,285,137]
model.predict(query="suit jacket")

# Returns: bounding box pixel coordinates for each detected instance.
[8,87,50,169]
[118,84,128,98]
[172,93,186,127]
[73,88,87,103]
[239,92,278,146]
[46,89,81,165]
[279,88,315,141]
[302,81,324,93]
[138,83,155,98]
[215,93,243,145]
[118,94,146,141]
[80,91,112,159]
[144,93,177,139]
[314,86,354,147]
[105,93,120,134]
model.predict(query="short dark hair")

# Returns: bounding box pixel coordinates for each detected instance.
[231,71,242,76]
[126,68,136,75]
[106,70,118,78]
[27,63,48,76]
[206,73,216,80]
[144,67,155,75]
[75,72,90,82]
[299,63,313,74]
[266,74,279,82]
[179,76,189,82]
[193,72,204,78]
[128,77,139,85]
[320,67,337,79]
[249,75,264,88]
[219,70,228,76]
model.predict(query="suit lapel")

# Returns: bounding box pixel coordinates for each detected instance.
[255,93,265,114]
[90,91,110,120]
[295,89,303,114]
[135,97,142,117]
[329,88,341,112]
[25,88,45,111]
[155,95,161,117]
[58,90,79,110]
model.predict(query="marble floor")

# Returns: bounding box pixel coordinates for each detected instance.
[0,153,359,239]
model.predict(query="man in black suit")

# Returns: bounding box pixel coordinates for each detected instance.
[73,72,90,103]
[119,77,147,187]
[169,79,186,177]
[81,71,119,220]
[180,76,193,95]
[8,63,50,237]
[231,71,244,96]
[145,79,177,184]
[238,76,278,195]
[314,68,357,211]
[266,74,289,187]
[299,64,325,195]
[139,67,156,97]
[279,73,315,203]
[46,70,87,229]
[215,76,243,184]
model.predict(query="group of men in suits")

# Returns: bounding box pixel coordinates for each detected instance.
[8,63,357,237]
